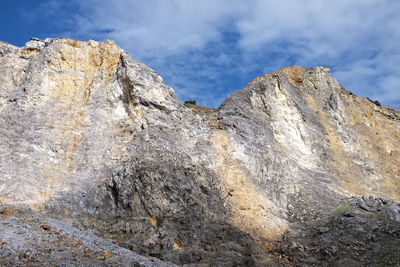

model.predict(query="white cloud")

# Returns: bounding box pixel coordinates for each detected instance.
[70,0,245,58]
[48,0,400,108]
[236,0,400,107]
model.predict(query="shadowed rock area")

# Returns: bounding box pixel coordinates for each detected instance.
[0,38,399,266]
[277,196,400,266]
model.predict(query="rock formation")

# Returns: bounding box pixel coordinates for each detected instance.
[0,206,171,266]
[278,196,400,265]
[0,38,399,266]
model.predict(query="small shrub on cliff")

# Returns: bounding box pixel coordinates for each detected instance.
[184,100,196,106]
[367,97,381,106]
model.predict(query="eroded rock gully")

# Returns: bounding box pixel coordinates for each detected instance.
[0,38,399,266]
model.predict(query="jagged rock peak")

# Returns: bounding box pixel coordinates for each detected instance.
[246,65,331,87]
[247,65,311,87]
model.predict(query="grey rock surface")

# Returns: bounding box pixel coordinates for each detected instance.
[0,205,173,266]
[278,197,400,266]
[0,38,399,266]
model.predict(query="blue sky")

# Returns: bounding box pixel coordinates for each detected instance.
[2,0,399,108]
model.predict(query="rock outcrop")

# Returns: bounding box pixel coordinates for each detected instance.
[278,196,400,266]
[0,38,399,266]
[0,205,171,266]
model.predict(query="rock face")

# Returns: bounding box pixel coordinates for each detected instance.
[0,205,171,267]
[278,196,400,266]
[0,38,399,266]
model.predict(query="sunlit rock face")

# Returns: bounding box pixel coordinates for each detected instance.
[0,38,399,266]
[220,65,400,218]
[0,38,177,206]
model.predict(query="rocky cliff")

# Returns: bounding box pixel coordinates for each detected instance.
[0,38,399,266]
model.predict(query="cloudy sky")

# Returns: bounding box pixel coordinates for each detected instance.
[2,0,400,108]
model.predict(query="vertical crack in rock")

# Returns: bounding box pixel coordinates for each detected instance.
[108,177,120,208]
[116,54,137,117]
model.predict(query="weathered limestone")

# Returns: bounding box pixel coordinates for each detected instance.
[0,38,399,266]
